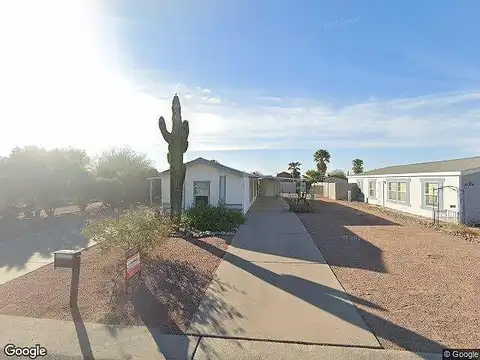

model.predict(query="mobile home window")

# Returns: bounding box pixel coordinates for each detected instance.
[194,181,210,207]
[424,182,438,207]
[368,180,376,198]
[387,181,408,203]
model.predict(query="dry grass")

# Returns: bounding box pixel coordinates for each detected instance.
[0,236,230,333]
[297,198,480,352]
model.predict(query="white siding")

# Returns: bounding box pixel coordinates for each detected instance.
[348,174,461,220]
[225,174,244,207]
[241,176,264,214]
[265,179,278,196]
[160,175,170,208]
[159,163,246,211]
[243,176,251,214]
[461,170,480,225]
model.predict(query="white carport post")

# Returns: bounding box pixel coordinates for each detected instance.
[149,178,154,206]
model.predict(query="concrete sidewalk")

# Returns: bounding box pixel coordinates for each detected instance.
[188,197,381,347]
[0,315,442,360]
[194,338,442,360]
[0,314,198,360]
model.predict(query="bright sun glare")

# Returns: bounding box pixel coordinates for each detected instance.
[0,1,168,156]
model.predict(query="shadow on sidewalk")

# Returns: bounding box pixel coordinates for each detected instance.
[187,237,444,353]
[71,305,95,360]
[96,253,245,360]
[228,197,393,272]
[132,283,193,360]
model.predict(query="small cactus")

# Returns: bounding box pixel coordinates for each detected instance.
[158,94,189,225]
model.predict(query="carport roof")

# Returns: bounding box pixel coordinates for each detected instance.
[353,155,480,176]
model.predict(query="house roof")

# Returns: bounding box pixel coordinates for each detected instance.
[158,157,250,177]
[324,176,347,183]
[276,171,293,178]
[353,156,480,176]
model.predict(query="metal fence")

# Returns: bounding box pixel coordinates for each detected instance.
[433,209,460,224]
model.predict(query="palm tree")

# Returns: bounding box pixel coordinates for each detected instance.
[352,159,364,174]
[288,162,301,179]
[314,149,330,174]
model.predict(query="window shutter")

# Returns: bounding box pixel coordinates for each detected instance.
[219,176,226,203]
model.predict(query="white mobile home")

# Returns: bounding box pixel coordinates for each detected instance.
[147,157,281,214]
[347,156,480,225]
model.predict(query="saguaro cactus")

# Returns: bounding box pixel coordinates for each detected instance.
[158,94,189,224]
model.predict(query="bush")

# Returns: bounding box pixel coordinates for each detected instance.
[95,177,126,208]
[181,204,245,232]
[287,198,314,213]
[82,206,173,254]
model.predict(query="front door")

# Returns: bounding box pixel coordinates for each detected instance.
[377,181,385,206]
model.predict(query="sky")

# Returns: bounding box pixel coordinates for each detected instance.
[0,0,479,176]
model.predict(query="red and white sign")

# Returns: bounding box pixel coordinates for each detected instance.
[126,248,141,282]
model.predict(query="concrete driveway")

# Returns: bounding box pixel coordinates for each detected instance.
[0,218,95,285]
[188,197,381,347]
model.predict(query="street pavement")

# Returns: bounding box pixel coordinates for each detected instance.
[0,220,95,285]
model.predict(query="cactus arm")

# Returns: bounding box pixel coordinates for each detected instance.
[158,116,172,143]
[181,120,189,140]
[182,140,189,153]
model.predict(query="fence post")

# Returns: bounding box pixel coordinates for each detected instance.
[149,179,153,206]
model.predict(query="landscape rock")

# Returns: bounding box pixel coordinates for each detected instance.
[170,226,238,238]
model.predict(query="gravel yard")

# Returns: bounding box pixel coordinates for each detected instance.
[296,198,480,352]
[0,236,229,333]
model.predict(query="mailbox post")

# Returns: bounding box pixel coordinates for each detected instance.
[54,249,82,307]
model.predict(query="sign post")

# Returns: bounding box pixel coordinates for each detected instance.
[126,247,141,292]
[54,249,82,307]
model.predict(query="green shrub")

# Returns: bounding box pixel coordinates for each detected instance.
[95,177,126,208]
[181,204,245,232]
[287,198,314,213]
[82,206,173,254]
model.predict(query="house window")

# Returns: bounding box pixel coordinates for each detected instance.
[368,180,376,198]
[194,181,210,207]
[387,181,409,203]
[424,182,439,207]
[219,176,226,204]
